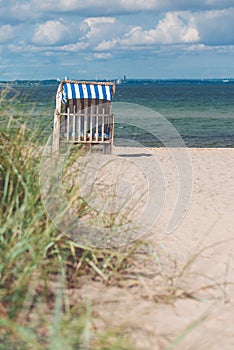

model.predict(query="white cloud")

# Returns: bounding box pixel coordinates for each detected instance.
[95,39,118,51]
[95,11,200,51]
[80,17,117,41]
[0,25,16,43]
[32,20,69,45]
[136,12,199,45]
[78,16,124,50]
[81,17,116,28]
[93,52,112,59]
[183,43,207,52]
[59,42,89,52]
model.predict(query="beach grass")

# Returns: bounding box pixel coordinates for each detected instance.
[0,114,142,348]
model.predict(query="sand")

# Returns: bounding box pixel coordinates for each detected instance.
[67,147,234,349]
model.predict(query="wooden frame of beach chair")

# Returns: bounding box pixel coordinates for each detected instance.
[52,80,116,154]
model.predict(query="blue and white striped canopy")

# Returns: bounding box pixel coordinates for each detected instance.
[62,82,113,103]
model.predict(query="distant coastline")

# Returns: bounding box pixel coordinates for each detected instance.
[0,78,234,87]
[0,79,59,87]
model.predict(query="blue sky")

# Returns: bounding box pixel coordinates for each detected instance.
[1,0,234,80]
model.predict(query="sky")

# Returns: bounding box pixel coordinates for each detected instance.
[0,0,234,80]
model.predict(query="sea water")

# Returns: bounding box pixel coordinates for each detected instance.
[114,80,234,147]
[1,80,234,147]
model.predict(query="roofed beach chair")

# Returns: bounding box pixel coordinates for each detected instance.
[52,80,116,154]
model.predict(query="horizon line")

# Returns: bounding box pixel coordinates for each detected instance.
[0,77,234,82]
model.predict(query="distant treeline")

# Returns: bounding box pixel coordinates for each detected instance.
[0,79,59,87]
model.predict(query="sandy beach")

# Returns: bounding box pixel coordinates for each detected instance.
[72,146,234,349]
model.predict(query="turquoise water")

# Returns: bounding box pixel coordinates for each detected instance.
[114,81,234,147]
[1,80,234,147]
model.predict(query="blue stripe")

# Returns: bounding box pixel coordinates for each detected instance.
[102,86,107,101]
[62,83,68,103]
[86,84,92,99]
[78,84,84,99]
[109,86,113,101]
[71,83,76,99]
[94,85,99,99]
